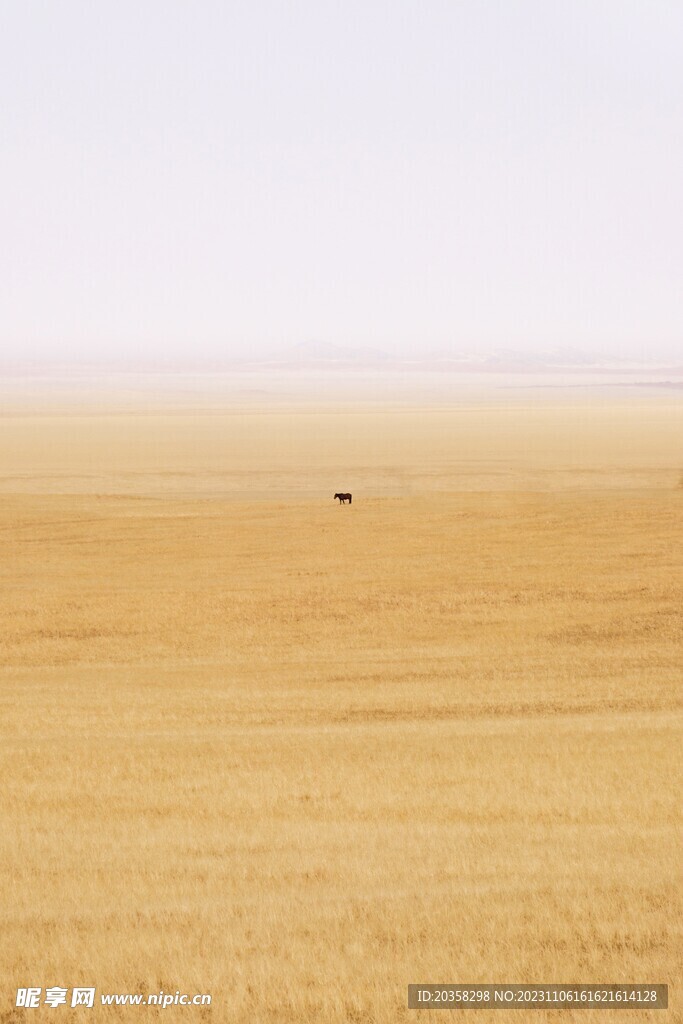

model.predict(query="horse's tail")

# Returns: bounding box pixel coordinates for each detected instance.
[349,495,352,503]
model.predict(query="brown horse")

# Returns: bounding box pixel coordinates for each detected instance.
[334,492,352,504]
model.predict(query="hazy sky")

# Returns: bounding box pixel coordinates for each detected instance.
[1,1,681,363]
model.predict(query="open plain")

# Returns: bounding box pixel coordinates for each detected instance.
[0,382,681,1022]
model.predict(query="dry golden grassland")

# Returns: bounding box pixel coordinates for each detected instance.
[0,395,681,1022]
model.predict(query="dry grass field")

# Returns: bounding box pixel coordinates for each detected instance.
[0,391,681,1022]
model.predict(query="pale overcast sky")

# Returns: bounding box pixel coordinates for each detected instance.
[1,1,681,363]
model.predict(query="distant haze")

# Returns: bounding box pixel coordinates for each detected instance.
[1,1,681,365]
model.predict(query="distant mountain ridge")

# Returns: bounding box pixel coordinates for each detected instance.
[260,343,680,373]
[2,345,681,375]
